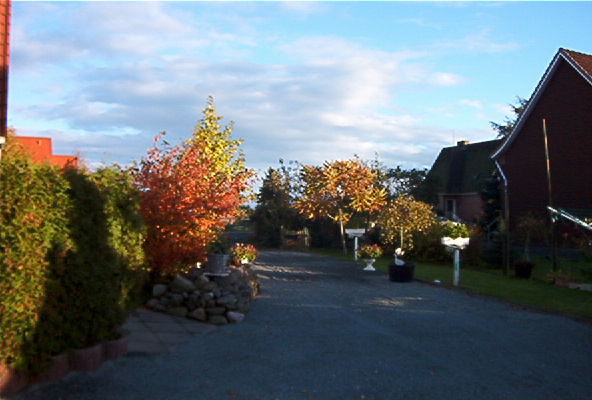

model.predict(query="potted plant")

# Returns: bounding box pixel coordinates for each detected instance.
[388,248,416,282]
[231,243,258,265]
[357,244,383,271]
[513,258,535,279]
[205,235,231,275]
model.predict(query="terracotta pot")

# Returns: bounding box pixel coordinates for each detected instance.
[70,343,103,371]
[0,362,27,396]
[31,353,69,385]
[555,279,571,288]
[103,335,128,360]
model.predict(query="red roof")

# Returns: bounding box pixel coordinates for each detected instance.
[13,136,78,168]
[561,48,592,83]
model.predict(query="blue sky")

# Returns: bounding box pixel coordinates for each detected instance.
[8,1,592,174]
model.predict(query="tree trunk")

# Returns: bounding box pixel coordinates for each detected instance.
[339,208,347,255]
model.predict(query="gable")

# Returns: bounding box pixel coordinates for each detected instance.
[427,139,502,195]
[493,48,592,159]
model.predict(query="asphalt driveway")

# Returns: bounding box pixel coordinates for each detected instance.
[14,250,592,400]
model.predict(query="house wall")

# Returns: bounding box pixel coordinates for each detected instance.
[438,193,483,222]
[0,1,9,139]
[498,58,592,226]
[14,136,78,168]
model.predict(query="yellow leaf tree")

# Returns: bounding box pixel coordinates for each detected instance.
[378,195,436,253]
[136,97,255,281]
[296,157,387,254]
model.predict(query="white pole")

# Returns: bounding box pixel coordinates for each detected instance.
[453,248,460,286]
[354,237,359,261]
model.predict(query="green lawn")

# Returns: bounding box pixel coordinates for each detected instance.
[311,248,592,320]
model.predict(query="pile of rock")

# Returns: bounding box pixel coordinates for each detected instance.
[146,264,260,325]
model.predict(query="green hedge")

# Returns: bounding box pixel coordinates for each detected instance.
[0,140,146,375]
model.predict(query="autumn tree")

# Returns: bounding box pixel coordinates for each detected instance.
[378,195,436,253]
[136,97,255,281]
[296,157,387,254]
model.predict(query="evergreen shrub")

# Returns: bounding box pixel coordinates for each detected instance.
[0,140,146,375]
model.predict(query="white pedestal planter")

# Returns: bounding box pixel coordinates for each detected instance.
[363,258,376,271]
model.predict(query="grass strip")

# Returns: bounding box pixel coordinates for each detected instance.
[311,247,592,320]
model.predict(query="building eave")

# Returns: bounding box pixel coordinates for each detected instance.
[492,48,592,160]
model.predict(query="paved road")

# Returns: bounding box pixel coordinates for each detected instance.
[15,251,592,400]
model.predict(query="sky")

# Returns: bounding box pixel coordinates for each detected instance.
[8,1,592,176]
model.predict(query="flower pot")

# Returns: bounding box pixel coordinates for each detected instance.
[205,254,230,275]
[513,259,535,279]
[103,335,129,360]
[555,279,571,288]
[389,262,415,282]
[363,258,376,271]
[31,353,69,385]
[0,362,27,396]
[70,343,103,371]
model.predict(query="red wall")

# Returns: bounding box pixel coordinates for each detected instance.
[499,58,592,225]
[0,1,9,139]
[14,136,78,168]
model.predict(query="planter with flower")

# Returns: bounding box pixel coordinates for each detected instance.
[231,243,258,266]
[357,244,383,271]
[205,236,231,275]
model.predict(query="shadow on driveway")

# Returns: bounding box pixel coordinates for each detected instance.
[15,250,592,400]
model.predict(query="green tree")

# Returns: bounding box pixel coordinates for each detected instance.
[383,166,429,198]
[480,171,502,237]
[490,96,529,138]
[252,162,304,247]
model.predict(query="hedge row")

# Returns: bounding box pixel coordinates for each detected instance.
[0,139,146,375]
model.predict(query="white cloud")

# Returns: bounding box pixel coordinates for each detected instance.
[459,99,484,109]
[427,72,466,87]
[434,28,520,54]
[9,2,512,173]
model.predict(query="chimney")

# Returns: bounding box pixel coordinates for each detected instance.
[457,140,470,147]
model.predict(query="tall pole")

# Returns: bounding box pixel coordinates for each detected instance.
[543,119,558,271]
[453,248,460,286]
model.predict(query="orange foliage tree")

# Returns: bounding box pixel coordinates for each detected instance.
[296,157,387,254]
[136,97,255,281]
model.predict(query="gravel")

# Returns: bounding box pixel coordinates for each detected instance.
[15,250,592,400]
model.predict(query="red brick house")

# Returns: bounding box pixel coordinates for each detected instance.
[0,0,10,161]
[492,48,592,229]
[13,136,78,168]
[424,139,502,223]
[0,0,9,140]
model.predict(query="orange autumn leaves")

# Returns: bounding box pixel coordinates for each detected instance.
[296,158,387,253]
[136,98,254,279]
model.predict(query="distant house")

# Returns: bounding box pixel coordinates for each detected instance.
[492,48,592,229]
[424,139,502,222]
[13,136,78,168]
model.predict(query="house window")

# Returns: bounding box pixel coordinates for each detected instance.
[446,199,457,220]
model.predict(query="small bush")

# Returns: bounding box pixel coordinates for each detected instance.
[407,220,470,263]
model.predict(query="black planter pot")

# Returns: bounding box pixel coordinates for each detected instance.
[389,262,415,282]
[514,259,535,279]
